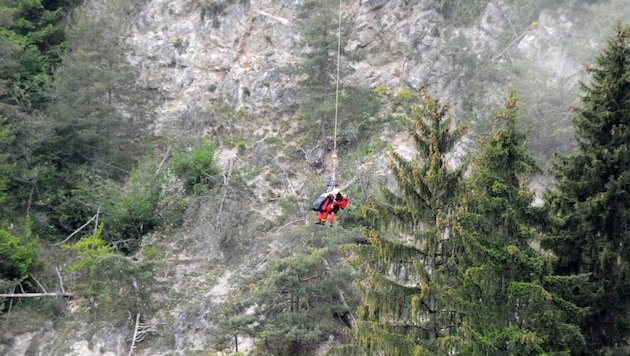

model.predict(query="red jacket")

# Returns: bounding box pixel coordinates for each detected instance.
[328,195,348,213]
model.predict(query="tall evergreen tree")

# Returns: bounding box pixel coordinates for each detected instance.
[349,90,467,355]
[47,0,153,171]
[296,0,355,148]
[457,88,584,355]
[544,23,630,354]
[0,0,75,110]
[36,0,155,236]
[216,247,357,356]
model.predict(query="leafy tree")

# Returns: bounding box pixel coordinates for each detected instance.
[30,0,156,238]
[105,156,168,251]
[543,23,630,354]
[457,88,585,355]
[64,223,113,305]
[0,6,20,101]
[349,90,467,354]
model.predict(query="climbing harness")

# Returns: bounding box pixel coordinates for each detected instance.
[325,0,343,193]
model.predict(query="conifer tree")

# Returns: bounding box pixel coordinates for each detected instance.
[544,23,630,354]
[457,88,584,355]
[218,247,357,356]
[296,0,354,147]
[350,90,466,354]
[47,0,153,171]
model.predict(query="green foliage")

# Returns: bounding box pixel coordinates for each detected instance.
[251,247,355,355]
[47,0,154,173]
[0,115,14,215]
[88,254,154,319]
[337,86,382,148]
[6,0,150,241]
[457,88,585,355]
[350,90,467,354]
[237,139,246,155]
[296,0,358,145]
[105,157,167,251]
[0,227,37,282]
[64,224,113,273]
[171,139,221,192]
[543,23,630,354]
[0,0,73,110]
[264,136,281,145]
[216,245,357,355]
[64,224,153,318]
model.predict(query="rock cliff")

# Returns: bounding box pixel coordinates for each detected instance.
[3,0,629,355]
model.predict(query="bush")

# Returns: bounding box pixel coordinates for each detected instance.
[0,228,38,283]
[172,140,221,192]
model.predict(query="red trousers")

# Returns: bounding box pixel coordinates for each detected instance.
[318,210,336,223]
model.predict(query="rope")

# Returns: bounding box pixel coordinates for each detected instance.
[329,0,342,191]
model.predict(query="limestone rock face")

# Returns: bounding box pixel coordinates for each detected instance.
[129,0,603,138]
[129,0,302,135]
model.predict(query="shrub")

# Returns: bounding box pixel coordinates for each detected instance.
[0,228,38,282]
[171,140,221,192]
[106,159,166,251]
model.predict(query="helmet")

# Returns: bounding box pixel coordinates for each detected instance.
[331,188,340,195]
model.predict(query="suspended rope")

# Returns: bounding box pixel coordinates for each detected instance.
[328,0,343,192]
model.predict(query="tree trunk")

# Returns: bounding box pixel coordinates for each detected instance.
[0,292,73,298]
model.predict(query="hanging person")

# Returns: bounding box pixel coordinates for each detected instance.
[314,188,350,226]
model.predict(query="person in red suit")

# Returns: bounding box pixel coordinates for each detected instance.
[316,188,350,226]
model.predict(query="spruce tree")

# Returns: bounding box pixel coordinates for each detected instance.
[218,247,356,356]
[350,90,466,355]
[296,0,354,148]
[544,23,630,354]
[457,88,584,355]
[47,0,153,171]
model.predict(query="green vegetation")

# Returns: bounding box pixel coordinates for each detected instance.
[171,139,221,192]
[457,88,584,354]
[215,235,359,355]
[64,223,154,320]
[350,90,467,354]
[1,0,630,354]
[543,23,630,355]
[0,0,73,110]
[295,0,358,148]
[0,227,37,283]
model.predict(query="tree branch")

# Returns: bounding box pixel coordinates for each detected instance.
[128,313,141,356]
[54,212,99,245]
[0,292,73,298]
[56,267,66,294]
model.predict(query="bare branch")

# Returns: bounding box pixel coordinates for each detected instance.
[0,292,73,298]
[56,267,66,294]
[54,213,99,246]
[30,275,47,293]
[275,219,303,233]
[128,313,141,356]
